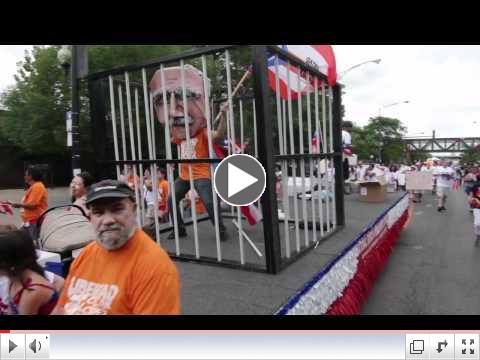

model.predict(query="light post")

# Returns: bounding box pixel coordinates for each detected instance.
[338,58,382,80]
[378,100,409,117]
[57,45,81,176]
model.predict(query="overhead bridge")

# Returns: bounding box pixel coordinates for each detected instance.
[404,137,480,153]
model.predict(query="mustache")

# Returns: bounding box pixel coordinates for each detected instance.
[100,227,121,234]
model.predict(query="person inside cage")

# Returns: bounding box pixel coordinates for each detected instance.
[123,165,140,190]
[149,64,229,242]
[144,169,170,226]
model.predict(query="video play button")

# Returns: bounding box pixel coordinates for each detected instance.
[1,334,25,359]
[214,154,266,206]
[9,340,17,353]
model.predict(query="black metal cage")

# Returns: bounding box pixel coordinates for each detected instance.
[87,45,345,274]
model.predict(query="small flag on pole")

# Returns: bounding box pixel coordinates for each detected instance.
[0,203,13,216]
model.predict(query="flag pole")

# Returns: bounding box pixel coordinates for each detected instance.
[214,67,253,124]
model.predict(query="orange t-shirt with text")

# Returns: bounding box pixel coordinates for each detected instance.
[174,128,211,181]
[20,181,48,223]
[58,229,180,315]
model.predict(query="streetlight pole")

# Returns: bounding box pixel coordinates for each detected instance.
[338,58,381,80]
[70,45,81,176]
[58,45,82,177]
[378,100,409,117]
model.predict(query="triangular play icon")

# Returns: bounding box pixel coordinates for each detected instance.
[9,339,17,353]
[228,163,258,198]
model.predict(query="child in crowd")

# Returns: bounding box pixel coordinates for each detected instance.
[0,230,64,315]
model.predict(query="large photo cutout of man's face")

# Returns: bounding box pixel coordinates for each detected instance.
[149,65,209,142]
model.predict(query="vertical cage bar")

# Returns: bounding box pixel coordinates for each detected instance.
[252,45,281,273]
[108,76,121,179]
[332,84,345,227]
[306,72,317,244]
[117,85,128,177]
[225,49,245,265]
[134,88,145,224]
[321,82,330,233]
[141,69,161,246]
[124,72,142,227]
[328,86,337,228]
[158,65,180,254]
[180,59,200,259]
[297,72,309,247]
[314,76,325,238]
[201,55,222,262]
[285,60,300,253]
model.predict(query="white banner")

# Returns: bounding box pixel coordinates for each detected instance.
[406,171,433,190]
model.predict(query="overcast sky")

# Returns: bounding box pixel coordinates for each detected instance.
[333,45,480,138]
[0,45,31,97]
[0,45,479,138]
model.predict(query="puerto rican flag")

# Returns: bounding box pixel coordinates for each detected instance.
[0,203,13,216]
[268,45,337,100]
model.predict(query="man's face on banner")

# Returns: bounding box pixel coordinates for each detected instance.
[150,66,208,141]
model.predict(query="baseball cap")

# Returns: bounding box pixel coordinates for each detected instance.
[86,179,135,206]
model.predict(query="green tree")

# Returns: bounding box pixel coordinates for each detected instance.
[0,45,194,163]
[0,46,67,156]
[351,116,407,163]
[462,147,480,163]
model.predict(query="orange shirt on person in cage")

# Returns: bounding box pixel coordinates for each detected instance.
[158,179,169,212]
[20,181,48,223]
[173,128,211,181]
[57,229,180,315]
[127,175,140,189]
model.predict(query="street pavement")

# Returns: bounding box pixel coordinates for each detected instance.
[362,188,480,315]
[0,187,72,227]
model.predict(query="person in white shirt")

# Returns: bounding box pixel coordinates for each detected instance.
[342,121,353,181]
[433,160,455,212]
[364,164,376,181]
[355,162,364,182]
[143,179,156,226]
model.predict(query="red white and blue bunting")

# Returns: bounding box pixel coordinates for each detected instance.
[276,194,410,315]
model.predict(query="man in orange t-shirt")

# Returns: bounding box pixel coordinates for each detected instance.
[7,166,48,241]
[53,180,180,315]
[150,65,228,241]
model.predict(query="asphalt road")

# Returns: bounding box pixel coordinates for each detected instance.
[362,188,480,315]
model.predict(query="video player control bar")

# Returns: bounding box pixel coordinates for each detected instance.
[1,332,479,360]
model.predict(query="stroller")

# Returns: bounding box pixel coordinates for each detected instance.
[35,204,96,276]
